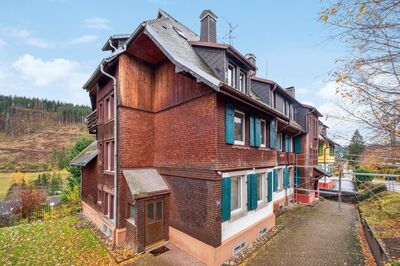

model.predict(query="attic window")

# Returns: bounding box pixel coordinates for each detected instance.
[173,26,187,40]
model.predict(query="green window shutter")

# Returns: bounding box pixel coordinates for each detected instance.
[284,134,289,152]
[267,172,273,202]
[294,135,302,154]
[273,169,278,192]
[318,143,323,156]
[255,118,261,147]
[247,174,258,211]
[225,104,234,144]
[295,166,302,187]
[269,120,275,149]
[221,177,231,222]
[252,174,258,209]
[283,167,289,189]
[249,115,255,146]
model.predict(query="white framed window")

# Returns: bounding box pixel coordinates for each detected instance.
[230,175,243,214]
[289,137,293,152]
[277,133,283,151]
[228,63,236,88]
[260,119,266,147]
[234,110,245,145]
[257,173,266,204]
[289,167,294,187]
[239,71,246,93]
[278,168,284,192]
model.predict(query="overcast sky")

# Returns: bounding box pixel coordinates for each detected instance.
[0,0,360,144]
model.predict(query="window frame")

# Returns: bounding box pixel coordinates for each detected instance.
[257,173,266,204]
[228,63,236,88]
[260,119,266,148]
[239,70,246,93]
[277,133,283,151]
[230,175,243,215]
[233,110,245,146]
[278,168,284,192]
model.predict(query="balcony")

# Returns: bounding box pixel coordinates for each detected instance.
[85,109,97,134]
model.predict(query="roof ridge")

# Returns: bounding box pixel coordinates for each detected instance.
[156,9,199,37]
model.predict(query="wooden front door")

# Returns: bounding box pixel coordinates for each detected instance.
[145,199,165,247]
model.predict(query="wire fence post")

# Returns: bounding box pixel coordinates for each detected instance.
[338,163,342,215]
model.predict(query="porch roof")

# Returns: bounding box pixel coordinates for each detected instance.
[70,140,98,167]
[314,166,333,177]
[123,168,170,199]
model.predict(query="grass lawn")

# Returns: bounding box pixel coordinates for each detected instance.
[0,215,115,266]
[0,170,68,199]
[359,191,400,239]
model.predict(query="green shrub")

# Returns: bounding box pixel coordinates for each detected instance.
[355,167,374,184]
[359,183,387,201]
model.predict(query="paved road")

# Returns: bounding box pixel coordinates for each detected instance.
[243,200,365,266]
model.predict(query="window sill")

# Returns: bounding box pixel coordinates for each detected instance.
[258,147,271,151]
[232,145,250,150]
[229,209,248,223]
[126,218,136,227]
[257,201,268,209]
[104,170,115,175]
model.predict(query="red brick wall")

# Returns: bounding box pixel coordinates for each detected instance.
[82,157,114,214]
[154,92,218,169]
[163,173,221,247]
[216,95,277,171]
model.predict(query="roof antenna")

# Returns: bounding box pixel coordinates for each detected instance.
[221,17,238,45]
[266,58,269,79]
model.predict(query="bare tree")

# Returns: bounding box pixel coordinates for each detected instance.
[320,0,400,145]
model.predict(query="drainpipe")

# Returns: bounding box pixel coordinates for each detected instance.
[108,39,118,52]
[270,83,277,108]
[100,64,118,234]
[304,108,316,192]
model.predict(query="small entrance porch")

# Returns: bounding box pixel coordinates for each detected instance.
[123,168,170,252]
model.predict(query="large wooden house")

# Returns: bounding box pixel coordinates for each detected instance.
[71,9,328,265]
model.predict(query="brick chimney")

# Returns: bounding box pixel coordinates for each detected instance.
[200,10,218,43]
[245,53,257,76]
[286,86,296,98]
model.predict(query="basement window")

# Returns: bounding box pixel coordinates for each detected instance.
[233,241,246,255]
[258,226,268,238]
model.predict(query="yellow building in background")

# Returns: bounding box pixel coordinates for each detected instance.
[318,122,339,174]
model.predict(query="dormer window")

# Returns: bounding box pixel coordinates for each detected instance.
[228,63,236,88]
[239,71,246,93]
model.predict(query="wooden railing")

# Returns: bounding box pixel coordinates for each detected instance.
[85,109,97,134]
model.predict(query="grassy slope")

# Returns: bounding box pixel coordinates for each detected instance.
[0,216,115,266]
[0,170,68,199]
[359,191,400,239]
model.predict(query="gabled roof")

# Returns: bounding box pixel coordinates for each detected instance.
[70,140,97,167]
[320,134,340,146]
[190,41,257,71]
[250,76,301,105]
[84,9,221,92]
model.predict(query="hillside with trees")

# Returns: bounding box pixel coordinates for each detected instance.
[0,95,91,136]
[0,95,92,172]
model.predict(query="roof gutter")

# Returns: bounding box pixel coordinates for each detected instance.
[220,84,289,121]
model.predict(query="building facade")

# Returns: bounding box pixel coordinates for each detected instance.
[71,9,325,266]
